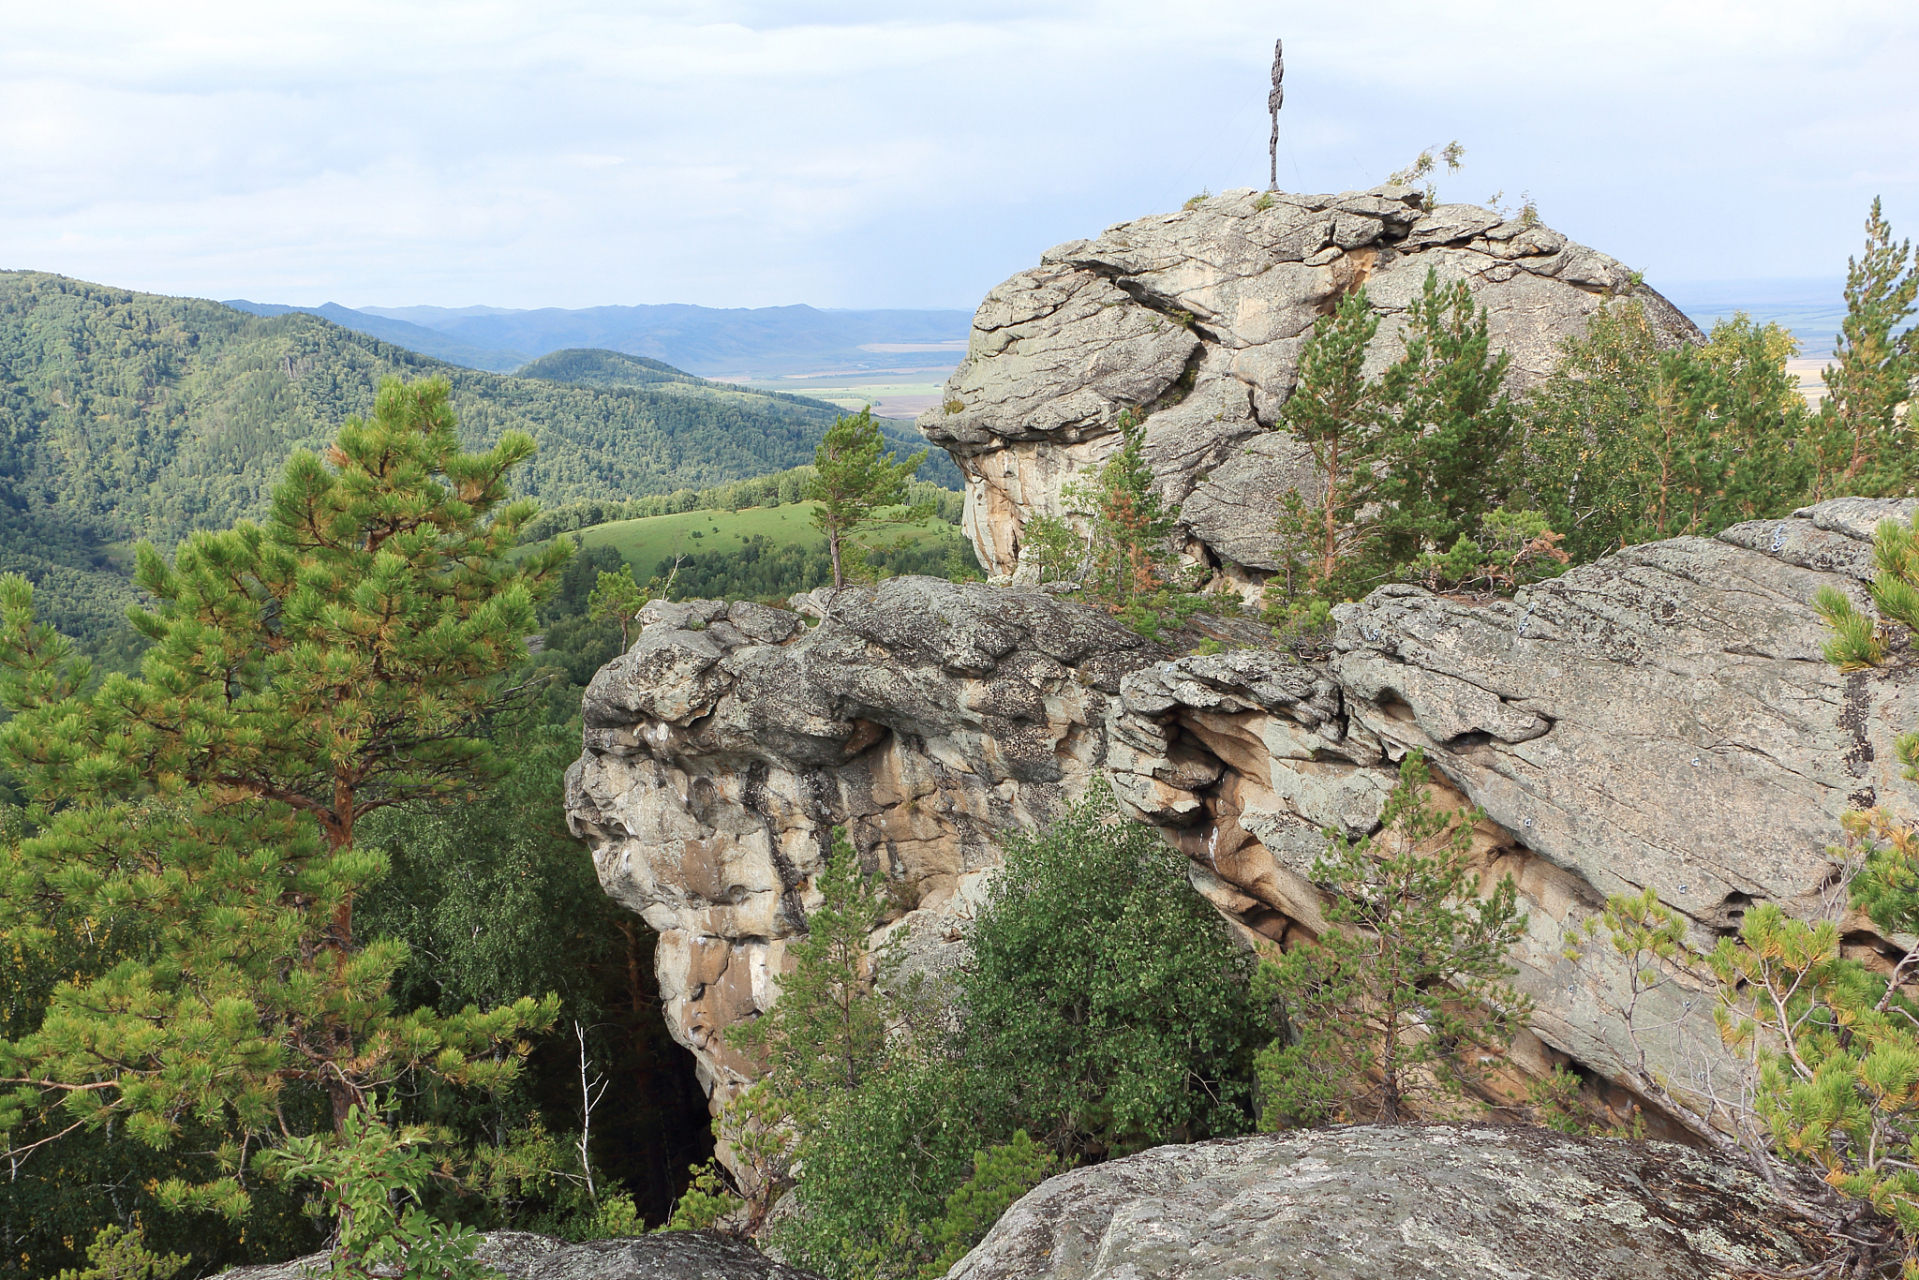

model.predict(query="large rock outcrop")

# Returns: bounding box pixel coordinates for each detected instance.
[916,187,1700,581]
[564,499,1919,1133]
[948,1125,1828,1280]
[1107,496,1919,1111]
[563,579,1159,1098]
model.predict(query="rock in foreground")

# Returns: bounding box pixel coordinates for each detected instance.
[221,1229,822,1280]
[949,1125,1826,1280]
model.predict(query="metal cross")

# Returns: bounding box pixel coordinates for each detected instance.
[1267,38,1284,192]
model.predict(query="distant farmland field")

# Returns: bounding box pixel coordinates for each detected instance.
[536,502,963,578]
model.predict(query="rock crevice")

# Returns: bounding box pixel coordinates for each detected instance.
[565,578,1161,1098]
[565,501,1919,1132]
[918,186,1700,581]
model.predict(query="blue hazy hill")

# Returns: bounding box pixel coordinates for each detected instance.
[228,299,973,378]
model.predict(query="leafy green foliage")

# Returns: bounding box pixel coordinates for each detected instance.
[660,1160,740,1232]
[715,837,968,1278]
[1373,270,1516,563]
[1402,508,1570,596]
[1814,509,1919,706]
[806,409,930,589]
[49,1225,187,1280]
[730,830,892,1099]
[1271,272,1524,603]
[958,787,1261,1158]
[1702,815,1919,1275]
[1059,409,1182,608]
[717,829,897,1235]
[1017,513,1086,586]
[730,794,1264,1280]
[518,469,960,545]
[766,1056,982,1280]
[1804,199,1919,500]
[587,565,648,647]
[648,528,971,605]
[1257,751,1531,1126]
[919,1131,1056,1279]
[258,1104,496,1280]
[354,723,714,1231]
[1040,408,1217,638]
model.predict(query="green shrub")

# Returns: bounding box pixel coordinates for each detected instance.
[50,1226,186,1280]
[957,786,1262,1158]
[659,1162,738,1233]
[745,792,1265,1279]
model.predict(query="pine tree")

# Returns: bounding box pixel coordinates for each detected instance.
[586,565,647,648]
[1521,304,1812,559]
[1257,751,1530,1125]
[1060,409,1180,608]
[0,376,567,1218]
[720,828,892,1233]
[1374,269,1516,561]
[1272,288,1388,599]
[1807,199,1918,499]
[728,829,891,1098]
[805,409,928,590]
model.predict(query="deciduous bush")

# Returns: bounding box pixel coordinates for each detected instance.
[958,787,1262,1157]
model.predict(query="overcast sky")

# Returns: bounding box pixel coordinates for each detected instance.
[2,0,1914,311]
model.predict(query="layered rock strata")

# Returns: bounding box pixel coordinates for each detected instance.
[1106,496,1919,1110]
[563,580,1159,1099]
[565,499,1919,1132]
[948,1124,1827,1280]
[916,187,1701,580]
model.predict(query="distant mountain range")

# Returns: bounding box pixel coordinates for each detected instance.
[0,273,951,641]
[224,299,974,378]
[228,280,1852,382]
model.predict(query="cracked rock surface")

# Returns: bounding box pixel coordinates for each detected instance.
[947,1125,1826,1280]
[917,186,1700,579]
[562,501,1919,1135]
[1107,497,1919,1114]
[220,1230,822,1280]
[563,578,1159,1100]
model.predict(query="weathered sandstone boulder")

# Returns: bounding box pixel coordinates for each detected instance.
[220,1230,821,1280]
[563,578,1160,1099]
[1107,496,1919,1113]
[916,187,1700,580]
[947,1125,1827,1280]
[563,483,1919,1140]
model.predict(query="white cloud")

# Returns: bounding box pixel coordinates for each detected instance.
[0,0,1913,308]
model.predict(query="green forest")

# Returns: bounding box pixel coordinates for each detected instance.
[0,274,945,642]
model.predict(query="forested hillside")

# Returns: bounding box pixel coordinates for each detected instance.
[0,273,874,638]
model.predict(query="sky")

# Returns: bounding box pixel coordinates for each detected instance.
[2,1,1916,312]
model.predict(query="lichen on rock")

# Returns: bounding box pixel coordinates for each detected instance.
[916,187,1700,581]
[947,1124,1828,1280]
